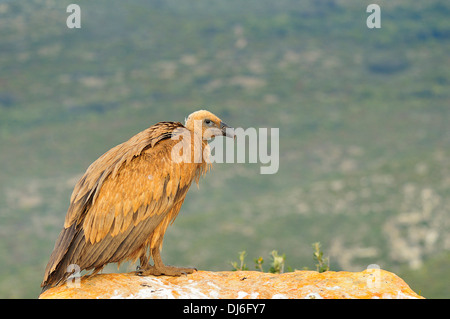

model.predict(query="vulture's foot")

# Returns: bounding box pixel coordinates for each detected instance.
[136,246,196,276]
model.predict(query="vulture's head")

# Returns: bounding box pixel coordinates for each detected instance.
[185,110,234,140]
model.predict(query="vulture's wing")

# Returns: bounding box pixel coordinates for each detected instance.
[81,137,189,244]
[64,121,184,230]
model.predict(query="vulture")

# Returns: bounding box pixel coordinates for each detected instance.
[41,110,234,292]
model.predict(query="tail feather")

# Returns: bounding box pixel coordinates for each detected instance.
[40,223,81,292]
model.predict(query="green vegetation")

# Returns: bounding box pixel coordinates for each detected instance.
[231,243,329,274]
[231,251,249,272]
[231,250,288,274]
[0,0,449,298]
[312,242,330,273]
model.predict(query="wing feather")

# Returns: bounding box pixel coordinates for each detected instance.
[81,137,198,244]
[64,121,184,228]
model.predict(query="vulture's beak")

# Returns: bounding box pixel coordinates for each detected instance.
[220,121,235,139]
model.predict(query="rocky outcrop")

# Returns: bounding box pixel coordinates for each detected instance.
[39,269,423,299]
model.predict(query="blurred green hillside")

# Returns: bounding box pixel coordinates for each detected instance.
[0,0,449,298]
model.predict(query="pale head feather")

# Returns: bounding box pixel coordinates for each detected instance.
[184,110,223,139]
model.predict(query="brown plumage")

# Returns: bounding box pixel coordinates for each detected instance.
[41,110,234,292]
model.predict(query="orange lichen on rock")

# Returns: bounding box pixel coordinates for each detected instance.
[39,269,423,299]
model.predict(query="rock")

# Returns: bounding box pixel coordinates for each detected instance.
[39,269,423,299]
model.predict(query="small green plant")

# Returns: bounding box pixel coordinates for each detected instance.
[254,256,264,272]
[230,251,248,271]
[312,242,329,273]
[268,250,286,274]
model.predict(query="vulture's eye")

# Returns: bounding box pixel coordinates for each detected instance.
[204,119,212,126]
